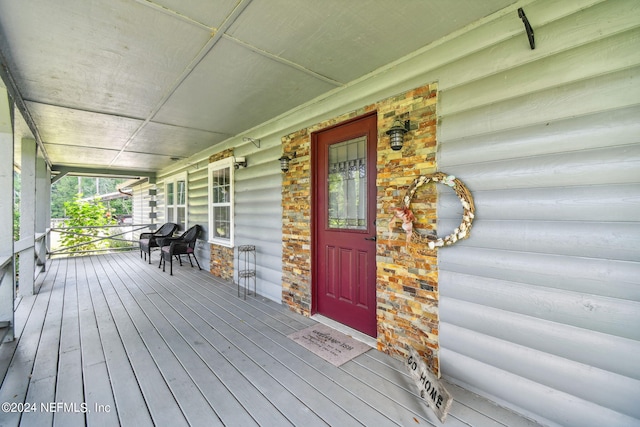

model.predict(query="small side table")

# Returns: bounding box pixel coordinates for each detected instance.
[236,245,256,299]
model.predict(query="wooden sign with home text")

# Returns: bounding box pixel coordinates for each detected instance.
[406,348,453,423]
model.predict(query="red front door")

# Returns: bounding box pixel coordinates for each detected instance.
[312,113,378,337]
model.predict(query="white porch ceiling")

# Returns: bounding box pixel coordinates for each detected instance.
[0,0,517,176]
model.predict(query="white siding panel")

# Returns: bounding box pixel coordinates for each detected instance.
[442,29,640,116]
[438,219,640,261]
[131,184,148,230]
[436,1,640,424]
[440,349,640,427]
[440,184,640,222]
[233,162,283,303]
[155,188,165,225]
[235,186,281,204]
[439,106,640,167]
[435,0,640,94]
[440,298,640,381]
[441,271,640,341]
[440,323,640,419]
[252,264,283,302]
[235,173,282,193]
[187,167,210,267]
[439,143,640,191]
[235,213,281,230]
[131,182,159,236]
[440,247,640,300]
[440,67,640,142]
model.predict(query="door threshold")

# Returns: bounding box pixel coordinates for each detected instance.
[311,314,377,348]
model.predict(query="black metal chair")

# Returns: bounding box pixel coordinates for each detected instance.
[139,223,178,264]
[158,225,202,275]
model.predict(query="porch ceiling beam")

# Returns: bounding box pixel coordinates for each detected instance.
[0,45,52,170]
[51,166,156,183]
[50,170,69,184]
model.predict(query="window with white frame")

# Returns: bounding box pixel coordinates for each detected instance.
[164,172,188,231]
[208,157,234,247]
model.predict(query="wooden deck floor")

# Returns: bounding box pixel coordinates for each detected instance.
[0,252,539,427]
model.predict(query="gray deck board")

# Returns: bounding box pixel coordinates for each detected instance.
[0,252,540,427]
[143,294,270,427]
[170,271,417,426]
[89,256,191,427]
[116,268,287,426]
[98,255,237,427]
[20,257,67,427]
[135,257,376,426]
[75,256,120,427]
[110,254,333,427]
[54,258,85,427]
[0,256,59,427]
[96,257,223,427]
[169,264,435,426]
[84,257,154,427]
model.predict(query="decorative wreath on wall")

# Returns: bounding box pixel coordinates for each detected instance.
[388,172,475,249]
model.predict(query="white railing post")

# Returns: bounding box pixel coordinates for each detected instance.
[35,153,50,273]
[0,87,15,341]
[19,138,37,296]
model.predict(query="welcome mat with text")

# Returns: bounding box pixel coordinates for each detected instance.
[288,323,371,367]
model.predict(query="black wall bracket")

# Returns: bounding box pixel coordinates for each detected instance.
[518,8,535,50]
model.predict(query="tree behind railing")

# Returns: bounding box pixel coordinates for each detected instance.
[60,194,115,254]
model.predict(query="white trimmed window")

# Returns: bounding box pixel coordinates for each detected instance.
[164,172,188,231]
[208,157,234,247]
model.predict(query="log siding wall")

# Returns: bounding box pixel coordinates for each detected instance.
[146,1,639,425]
[434,1,640,425]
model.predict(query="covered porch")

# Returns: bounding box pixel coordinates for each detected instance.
[2,1,639,425]
[0,252,537,427]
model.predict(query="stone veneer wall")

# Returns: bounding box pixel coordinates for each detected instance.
[281,82,440,373]
[210,244,234,281]
[209,149,235,281]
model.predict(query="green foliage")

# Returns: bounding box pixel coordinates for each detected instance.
[13,208,19,242]
[51,176,132,218]
[61,194,116,254]
[51,176,78,218]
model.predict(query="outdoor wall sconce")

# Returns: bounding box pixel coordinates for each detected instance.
[234,156,247,169]
[386,119,410,151]
[278,152,296,173]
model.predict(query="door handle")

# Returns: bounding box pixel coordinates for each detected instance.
[364,236,377,241]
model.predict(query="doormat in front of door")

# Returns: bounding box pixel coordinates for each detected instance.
[288,323,371,367]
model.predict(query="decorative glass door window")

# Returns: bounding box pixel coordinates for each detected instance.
[327,136,367,230]
[208,157,234,247]
[165,172,187,230]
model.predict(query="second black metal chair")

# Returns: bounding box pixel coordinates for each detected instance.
[139,222,178,264]
[158,224,203,275]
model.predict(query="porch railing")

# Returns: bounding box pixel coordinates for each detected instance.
[0,255,13,342]
[1,224,155,344]
[48,223,153,258]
